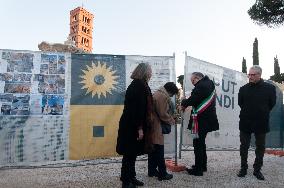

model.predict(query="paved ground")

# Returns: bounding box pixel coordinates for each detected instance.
[0,151,283,188]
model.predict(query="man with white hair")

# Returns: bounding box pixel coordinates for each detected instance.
[181,72,219,176]
[237,65,276,180]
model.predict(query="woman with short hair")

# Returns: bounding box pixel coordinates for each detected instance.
[148,82,179,181]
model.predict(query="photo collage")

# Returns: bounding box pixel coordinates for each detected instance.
[0,51,67,116]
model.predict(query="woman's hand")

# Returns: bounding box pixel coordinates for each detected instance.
[137,129,144,140]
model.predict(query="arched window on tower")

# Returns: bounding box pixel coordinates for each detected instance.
[73,15,77,22]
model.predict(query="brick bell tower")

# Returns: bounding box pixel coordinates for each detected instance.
[69,7,94,53]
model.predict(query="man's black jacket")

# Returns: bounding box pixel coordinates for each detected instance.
[181,76,219,133]
[238,79,276,133]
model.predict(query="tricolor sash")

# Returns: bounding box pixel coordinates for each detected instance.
[191,90,216,139]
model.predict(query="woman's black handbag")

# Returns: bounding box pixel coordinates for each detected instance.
[161,122,171,134]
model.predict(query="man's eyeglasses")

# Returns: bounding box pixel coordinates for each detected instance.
[248,73,259,76]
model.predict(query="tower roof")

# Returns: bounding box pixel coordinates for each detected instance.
[70,7,94,18]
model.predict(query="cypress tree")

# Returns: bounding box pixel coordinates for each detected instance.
[274,55,280,75]
[270,55,282,83]
[253,38,259,65]
[242,57,247,73]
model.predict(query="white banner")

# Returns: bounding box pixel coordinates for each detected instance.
[182,56,248,149]
[125,55,176,155]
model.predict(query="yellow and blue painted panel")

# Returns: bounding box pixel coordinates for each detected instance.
[69,105,123,159]
[70,54,126,159]
[71,54,126,105]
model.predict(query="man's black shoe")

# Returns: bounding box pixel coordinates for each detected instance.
[186,168,203,176]
[122,182,136,188]
[191,165,207,172]
[131,178,144,186]
[158,173,173,181]
[253,171,265,180]
[148,171,159,177]
[237,169,247,177]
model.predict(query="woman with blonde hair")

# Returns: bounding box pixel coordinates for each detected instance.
[116,63,154,188]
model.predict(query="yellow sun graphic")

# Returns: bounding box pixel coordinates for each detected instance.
[79,61,119,98]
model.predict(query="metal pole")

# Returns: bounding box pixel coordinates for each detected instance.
[175,120,178,165]
[179,51,187,159]
[281,103,284,150]
[179,112,184,159]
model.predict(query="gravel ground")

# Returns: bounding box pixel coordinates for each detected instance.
[0,151,283,188]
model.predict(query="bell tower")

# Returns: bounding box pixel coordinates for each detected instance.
[69,7,94,53]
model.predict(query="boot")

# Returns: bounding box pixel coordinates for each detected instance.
[122,182,136,188]
[253,170,265,180]
[148,170,159,177]
[158,173,173,181]
[237,168,247,177]
[131,177,144,186]
[186,168,203,176]
[191,165,207,172]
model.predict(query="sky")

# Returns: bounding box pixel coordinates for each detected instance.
[0,0,283,79]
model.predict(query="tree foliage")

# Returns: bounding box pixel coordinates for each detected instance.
[177,75,184,89]
[248,0,284,27]
[274,56,280,75]
[270,55,283,83]
[253,38,259,65]
[242,57,247,73]
[270,73,284,83]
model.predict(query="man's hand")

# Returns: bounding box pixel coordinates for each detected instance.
[137,129,144,140]
[178,105,186,112]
